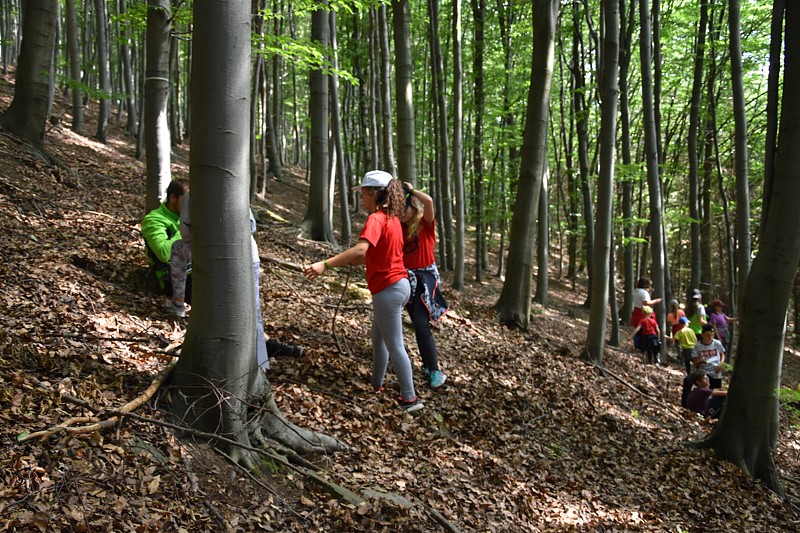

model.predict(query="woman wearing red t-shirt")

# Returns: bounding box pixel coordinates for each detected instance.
[401,182,449,389]
[303,171,422,413]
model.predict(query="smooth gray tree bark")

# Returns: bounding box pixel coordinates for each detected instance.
[391,0,416,185]
[64,0,83,134]
[173,0,342,466]
[452,0,465,290]
[301,0,336,244]
[697,2,798,496]
[0,0,57,149]
[144,0,172,213]
[583,0,619,364]
[495,0,557,330]
[728,0,751,308]
[639,0,666,337]
[94,0,110,143]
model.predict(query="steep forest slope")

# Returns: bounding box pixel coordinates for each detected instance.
[1,75,800,531]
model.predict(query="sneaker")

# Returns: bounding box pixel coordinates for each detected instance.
[266,338,305,358]
[429,370,447,388]
[398,396,424,413]
[165,300,186,318]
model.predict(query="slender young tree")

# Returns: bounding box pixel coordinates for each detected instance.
[452,0,465,290]
[496,0,558,330]
[534,168,549,307]
[761,0,784,237]
[329,9,351,242]
[301,0,336,244]
[64,0,83,134]
[728,0,750,306]
[471,0,486,282]
[377,4,395,176]
[639,0,666,337]
[94,0,110,143]
[583,0,619,364]
[687,0,708,297]
[0,0,57,149]
[173,0,342,466]
[428,0,453,269]
[391,0,416,184]
[144,0,172,213]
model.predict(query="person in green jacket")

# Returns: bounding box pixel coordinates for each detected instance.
[141,179,190,302]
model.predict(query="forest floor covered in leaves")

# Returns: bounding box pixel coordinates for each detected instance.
[2,77,800,532]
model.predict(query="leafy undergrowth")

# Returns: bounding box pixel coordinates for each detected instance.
[2,78,800,532]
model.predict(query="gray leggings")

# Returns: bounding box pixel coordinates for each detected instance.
[371,278,416,401]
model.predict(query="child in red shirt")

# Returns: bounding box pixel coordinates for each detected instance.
[401,182,449,389]
[632,306,662,365]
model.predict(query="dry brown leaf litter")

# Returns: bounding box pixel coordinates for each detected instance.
[0,75,799,531]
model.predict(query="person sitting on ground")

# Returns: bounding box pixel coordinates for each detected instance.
[142,179,191,304]
[708,299,737,358]
[669,316,697,375]
[630,277,662,327]
[632,305,661,365]
[691,324,725,389]
[685,370,727,420]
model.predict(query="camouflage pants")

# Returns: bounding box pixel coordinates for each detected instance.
[170,239,191,300]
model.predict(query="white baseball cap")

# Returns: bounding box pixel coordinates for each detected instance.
[353,170,393,190]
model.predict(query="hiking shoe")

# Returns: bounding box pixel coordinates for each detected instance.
[266,338,305,358]
[398,396,424,413]
[165,300,186,318]
[429,370,447,388]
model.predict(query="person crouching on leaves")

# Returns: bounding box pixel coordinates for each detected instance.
[400,182,449,389]
[303,171,423,413]
[632,305,661,365]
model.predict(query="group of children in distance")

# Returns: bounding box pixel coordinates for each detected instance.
[630,278,735,421]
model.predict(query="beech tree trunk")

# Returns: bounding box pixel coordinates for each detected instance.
[174,0,342,466]
[0,0,57,149]
[64,0,83,134]
[144,0,172,213]
[94,0,110,143]
[639,0,666,337]
[301,1,336,244]
[698,3,798,496]
[392,0,416,185]
[495,0,557,330]
[452,0,465,290]
[583,0,619,364]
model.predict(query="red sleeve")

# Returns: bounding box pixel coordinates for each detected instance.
[359,212,384,248]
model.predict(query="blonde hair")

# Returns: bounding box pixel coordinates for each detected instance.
[405,194,425,239]
[642,305,653,316]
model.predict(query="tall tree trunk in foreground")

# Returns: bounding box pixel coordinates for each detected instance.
[618,0,635,321]
[329,9,350,242]
[144,0,172,213]
[697,2,798,497]
[583,0,619,364]
[391,0,416,185]
[173,0,342,466]
[495,0,557,330]
[0,0,57,149]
